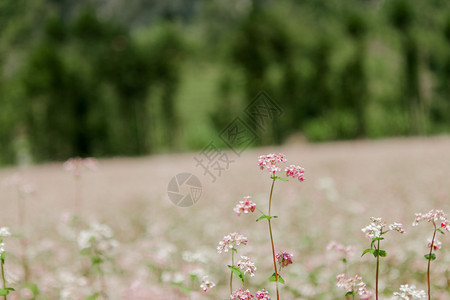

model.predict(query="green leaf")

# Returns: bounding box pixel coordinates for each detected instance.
[370,237,384,248]
[0,289,9,296]
[425,253,436,261]
[256,215,272,222]
[345,291,355,296]
[437,229,445,235]
[362,248,376,257]
[5,288,14,291]
[268,273,285,284]
[1,252,5,263]
[91,257,103,265]
[378,250,387,257]
[277,177,289,181]
[228,265,244,284]
[231,248,237,253]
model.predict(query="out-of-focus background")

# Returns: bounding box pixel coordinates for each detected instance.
[1,1,450,299]
[0,0,449,165]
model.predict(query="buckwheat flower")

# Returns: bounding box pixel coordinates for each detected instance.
[2,174,36,195]
[64,157,98,177]
[285,165,305,182]
[392,284,426,299]
[362,223,383,239]
[237,256,256,277]
[276,251,293,268]
[217,232,248,254]
[200,276,215,292]
[230,288,254,300]
[234,196,256,216]
[255,289,271,300]
[413,209,449,230]
[427,239,442,251]
[258,153,287,175]
[327,241,356,257]
[0,227,11,238]
[389,223,405,234]
[337,274,372,298]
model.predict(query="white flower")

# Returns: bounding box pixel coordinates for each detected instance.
[392,284,426,299]
[0,227,11,238]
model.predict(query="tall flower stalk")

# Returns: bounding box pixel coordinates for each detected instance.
[413,209,449,300]
[64,157,98,213]
[1,175,35,283]
[361,217,404,299]
[257,153,304,300]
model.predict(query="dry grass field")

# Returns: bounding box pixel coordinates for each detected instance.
[0,136,449,299]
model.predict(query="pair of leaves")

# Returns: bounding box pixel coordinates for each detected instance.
[270,176,288,182]
[268,273,285,284]
[362,248,387,258]
[424,253,436,261]
[228,265,244,284]
[345,291,356,296]
[256,215,278,222]
[0,287,15,296]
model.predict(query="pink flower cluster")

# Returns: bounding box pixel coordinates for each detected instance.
[237,256,256,277]
[230,288,271,300]
[234,196,256,216]
[1,174,36,195]
[413,209,450,230]
[63,157,98,177]
[255,289,271,300]
[217,233,248,254]
[285,165,305,182]
[258,153,305,180]
[258,153,287,174]
[336,274,372,299]
[327,241,356,257]
[276,251,293,269]
[200,276,215,292]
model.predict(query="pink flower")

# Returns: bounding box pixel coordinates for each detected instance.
[200,276,215,292]
[413,209,449,231]
[285,165,305,182]
[276,251,293,269]
[255,289,271,300]
[428,239,442,251]
[258,153,287,175]
[234,196,256,216]
[230,288,254,300]
[336,274,372,298]
[237,256,256,277]
[217,233,248,254]
[63,157,98,177]
[2,174,36,195]
[327,241,356,257]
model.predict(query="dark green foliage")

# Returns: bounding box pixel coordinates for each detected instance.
[0,0,450,164]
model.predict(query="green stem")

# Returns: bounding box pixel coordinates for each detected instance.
[376,239,380,300]
[230,251,234,294]
[267,177,280,300]
[1,258,7,300]
[427,222,437,300]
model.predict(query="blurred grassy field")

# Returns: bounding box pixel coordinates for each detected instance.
[0,136,450,299]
